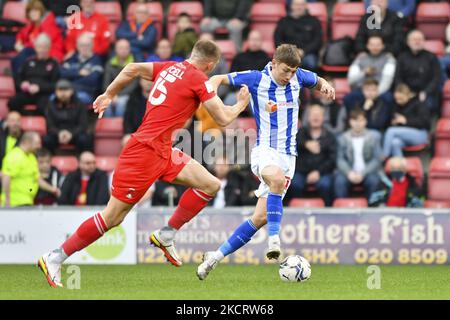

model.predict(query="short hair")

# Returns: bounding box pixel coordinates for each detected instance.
[363,78,379,87]
[20,131,40,144]
[394,83,413,95]
[349,108,366,120]
[35,33,51,47]
[36,148,52,158]
[26,0,46,19]
[367,34,384,43]
[191,39,221,63]
[273,44,302,68]
[178,12,191,19]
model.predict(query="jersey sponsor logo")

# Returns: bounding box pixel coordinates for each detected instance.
[205,80,213,93]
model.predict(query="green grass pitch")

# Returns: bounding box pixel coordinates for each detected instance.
[0,264,449,300]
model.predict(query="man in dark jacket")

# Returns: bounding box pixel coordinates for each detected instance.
[200,0,253,50]
[355,0,404,56]
[35,148,62,205]
[8,33,59,115]
[231,30,270,72]
[274,0,322,70]
[0,111,22,171]
[290,105,336,206]
[394,30,442,112]
[58,151,109,205]
[43,79,93,153]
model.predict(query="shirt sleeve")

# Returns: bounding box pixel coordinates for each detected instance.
[296,68,318,88]
[150,61,174,81]
[227,70,258,89]
[194,75,217,103]
[2,152,20,178]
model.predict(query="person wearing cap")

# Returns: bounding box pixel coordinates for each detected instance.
[43,79,93,153]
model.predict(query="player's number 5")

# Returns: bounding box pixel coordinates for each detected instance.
[149,70,177,105]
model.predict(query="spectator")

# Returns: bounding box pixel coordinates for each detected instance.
[172,13,199,59]
[42,0,80,24]
[200,0,253,50]
[355,0,404,56]
[58,151,109,206]
[334,109,382,199]
[8,33,59,115]
[348,35,396,95]
[116,3,157,61]
[146,38,183,63]
[344,79,392,133]
[60,33,104,105]
[43,79,93,153]
[1,132,41,207]
[383,83,430,158]
[274,0,322,70]
[12,0,64,75]
[369,157,423,208]
[439,23,450,84]
[291,105,336,206]
[123,78,152,146]
[0,111,23,170]
[394,30,441,112]
[103,39,139,117]
[34,148,62,205]
[364,0,416,19]
[65,0,111,58]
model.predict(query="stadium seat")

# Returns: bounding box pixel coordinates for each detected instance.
[21,116,46,136]
[250,3,286,42]
[333,198,368,208]
[0,99,8,119]
[95,117,124,157]
[384,157,424,187]
[2,1,27,23]
[215,40,236,66]
[51,156,78,175]
[435,119,450,157]
[289,198,325,208]
[402,143,428,153]
[126,2,164,40]
[167,2,203,41]
[331,2,365,40]
[442,80,450,118]
[96,156,118,173]
[95,2,122,42]
[333,78,350,104]
[307,2,328,41]
[237,117,257,132]
[428,157,450,200]
[0,76,15,98]
[424,200,450,209]
[0,59,11,75]
[416,3,450,41]
[424,40,445,57]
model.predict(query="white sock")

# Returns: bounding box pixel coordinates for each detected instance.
[268,234,280,244]
[160,225,177,242]
[48,248,68,264]
[213,250,225,262]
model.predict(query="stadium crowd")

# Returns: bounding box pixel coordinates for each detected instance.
[0,0,449,209]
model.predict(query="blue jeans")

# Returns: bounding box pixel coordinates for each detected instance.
[440,54,450,83]
[76,91,94,105]
[333,172,380,199]
[383,126,428,157]
[290,172,333,206]
[103,95,129,118]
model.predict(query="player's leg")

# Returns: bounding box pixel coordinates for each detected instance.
[150,153,221,267]
[38,196,133,288]
[197,198,267,280]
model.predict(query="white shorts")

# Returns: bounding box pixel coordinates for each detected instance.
[250,145,296,198]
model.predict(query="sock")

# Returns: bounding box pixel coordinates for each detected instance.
[217,219,258,260]
[48,248,68,264]
[267,192,283,236]
[168,188,213,230]
[61,212,108,257]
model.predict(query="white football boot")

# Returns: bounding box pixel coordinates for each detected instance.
[197,251,219,280]
[37,251,63,288]
[150,229,182,267]
[266,235,281,260]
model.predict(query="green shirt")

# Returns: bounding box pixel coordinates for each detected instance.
[5,135,17,155]
[1,147,39,207]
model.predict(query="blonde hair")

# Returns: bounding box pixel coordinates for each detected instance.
[190,39,221,63]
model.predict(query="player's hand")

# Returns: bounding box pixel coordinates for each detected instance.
[320,82,335,101]
[237,85,250,110]
[93,93,112,119]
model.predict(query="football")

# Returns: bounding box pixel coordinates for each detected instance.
[279,255,311,282]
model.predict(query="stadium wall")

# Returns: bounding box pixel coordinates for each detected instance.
[1,208,450,265]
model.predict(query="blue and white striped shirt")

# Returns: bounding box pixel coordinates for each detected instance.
[227,62,318,156]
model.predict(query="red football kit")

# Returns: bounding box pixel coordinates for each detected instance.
[111,60,216,204]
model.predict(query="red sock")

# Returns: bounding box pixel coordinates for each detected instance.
[62,212,108,256]
[168,188,213,229]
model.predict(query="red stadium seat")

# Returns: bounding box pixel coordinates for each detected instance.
[126,2,164,40]
[51,156,78,175]
[435,119,450,157]
[442,80,450,118]
[0,76,15,98]
[167,2,203,41]
[215,40,236,66]
[289,198,325,208]
[21,116,46,136]
[250,3,286,42]
[96,156,118,173]
[95,118,124,156]
[416,3,450,41]
[2,1,27,23]
[384,157,424,186]
[331,2,365,40]
[0,99,8,119]
[402,143,428,153]
[94,139,123,157]
[237,117,257,132]
[333,78,350,104]
[424,200,450,209]
[307,2,328,41]
[424,40,445,57]
[0,59,11,75]
[95,2,122,43]
[428,157,450,200]
[333,198,368,208]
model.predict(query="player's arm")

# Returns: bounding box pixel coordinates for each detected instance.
[209,74,231,91]
[314,76,335,101]
[202,85,250,127]
[93,62,155,118]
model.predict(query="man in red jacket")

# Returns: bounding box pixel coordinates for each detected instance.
[65,0,111,58]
